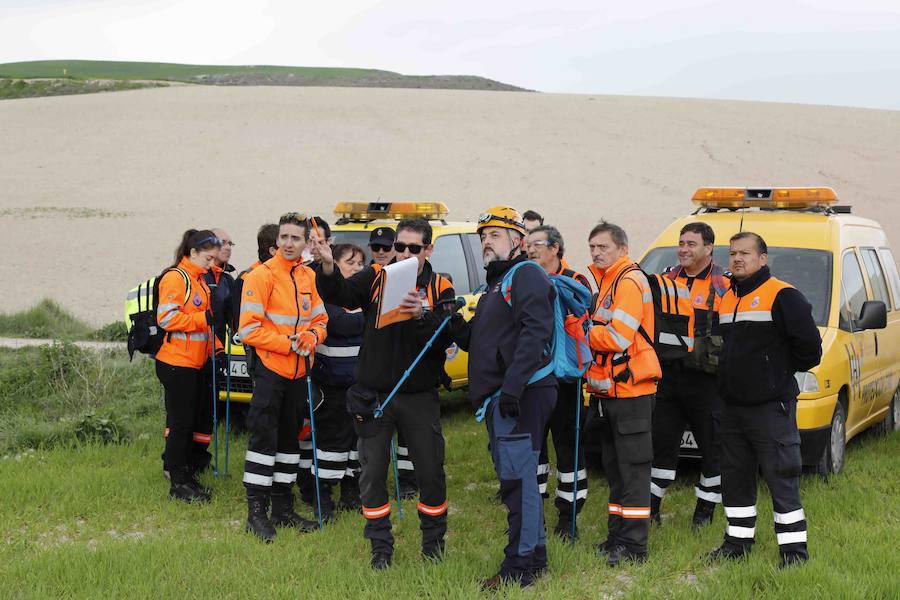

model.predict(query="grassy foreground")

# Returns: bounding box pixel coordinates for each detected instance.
[0,346,898,598]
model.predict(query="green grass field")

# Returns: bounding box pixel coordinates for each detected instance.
[1,344,898,598]
[0,60,385,82]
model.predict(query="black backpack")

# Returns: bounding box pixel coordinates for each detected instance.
[126,267,191,360]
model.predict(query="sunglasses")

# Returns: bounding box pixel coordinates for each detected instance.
[196,236,224,248]
[394,242,425,255]
[370,243,392,253]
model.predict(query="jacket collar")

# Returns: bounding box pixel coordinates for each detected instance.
[177,256,207,279]
[731,265,771,296]
[267,249,303,271]
[417,259,436,288]
[486,252,529,286]
[589,255,633,288]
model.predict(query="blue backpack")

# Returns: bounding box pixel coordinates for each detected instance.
[501,261,593,384]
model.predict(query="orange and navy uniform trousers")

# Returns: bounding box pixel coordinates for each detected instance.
[650,263,729,509]
[717,266,821,559]
[315,260,454,556]
[238,250,327,499]
[155,257,221,483]
[586,256,661,554]
[537,266,592,518]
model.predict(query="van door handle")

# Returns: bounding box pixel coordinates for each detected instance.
[874,332,879,355]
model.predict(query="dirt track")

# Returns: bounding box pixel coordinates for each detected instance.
[2,85,899,325]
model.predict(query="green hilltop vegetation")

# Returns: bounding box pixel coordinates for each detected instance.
[0,60,528,100]
[0,60,378,81]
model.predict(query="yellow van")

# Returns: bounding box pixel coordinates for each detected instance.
[219,201,482,403]
[640,187,900,475]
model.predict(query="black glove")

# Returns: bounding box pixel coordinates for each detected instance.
[205,309,214,326]
[499,393,520,419]
[214,351,228,379]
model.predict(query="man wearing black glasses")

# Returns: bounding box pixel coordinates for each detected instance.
[368,227,396,266]
[313,218,456,570]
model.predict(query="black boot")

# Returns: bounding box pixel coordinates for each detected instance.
[553,512,578,542]
[271,488,319,532]
[707,542,750,562]
[313,481,336,523]
[371,550,392,570]
[691,499,716,529]
[246,494,276,543]
[169,468,210,504]
[650,495,662,527]
[422,539,446,562]
[606,544,648,567]
[338,477,362,512]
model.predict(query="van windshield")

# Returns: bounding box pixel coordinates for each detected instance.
[641,246,832,326]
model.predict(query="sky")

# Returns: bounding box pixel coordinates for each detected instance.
[2,0,899,109]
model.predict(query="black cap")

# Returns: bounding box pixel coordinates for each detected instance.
[369,227,395,246]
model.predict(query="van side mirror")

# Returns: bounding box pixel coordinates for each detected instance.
[856,300,887,330]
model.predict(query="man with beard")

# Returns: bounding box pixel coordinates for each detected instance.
[451,206,557,590]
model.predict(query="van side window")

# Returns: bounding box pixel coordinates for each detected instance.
[431,234,471,295]
[840,251,868,331]
[861,248,890,306]
[877,248,900,310]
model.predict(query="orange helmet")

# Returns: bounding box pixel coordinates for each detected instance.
[477,205,526,235]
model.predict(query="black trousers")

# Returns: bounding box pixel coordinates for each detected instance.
[538,380,587,517]
[358,389,446,554]
[242,361,306,497]
[651,367,721,504]
[396,430,417,489]
[720,397,808,558]
[594,394,655,554]
[156,360,209,483]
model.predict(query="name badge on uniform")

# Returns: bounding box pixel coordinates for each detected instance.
[193,293,202,307]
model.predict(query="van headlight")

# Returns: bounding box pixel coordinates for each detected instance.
[794,372,819,393]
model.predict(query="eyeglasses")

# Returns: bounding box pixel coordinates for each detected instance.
[370,244,392,253]
[526,240,552,249]
[393,242,424,255]
[221,241,236,248]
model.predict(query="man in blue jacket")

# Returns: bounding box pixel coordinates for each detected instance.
[452,206,557,590]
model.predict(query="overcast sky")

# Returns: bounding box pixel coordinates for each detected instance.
[2,0,899,109]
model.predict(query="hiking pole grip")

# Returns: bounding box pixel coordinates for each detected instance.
[305,355,324,529]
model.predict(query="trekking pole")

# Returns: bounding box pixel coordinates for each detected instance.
[390,436,405,519]
[373,298,465,418]
[571,378,583,542]
[211,322,219,478]
[304,355,324,529]
[224,331,231,476]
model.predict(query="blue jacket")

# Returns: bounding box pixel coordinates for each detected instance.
[454,254,556,408]
[312,304,365,388]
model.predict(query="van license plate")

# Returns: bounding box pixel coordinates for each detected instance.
[229,360,249,378]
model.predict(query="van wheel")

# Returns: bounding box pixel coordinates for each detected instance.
[877,386,900,435]
[816,401,846,478]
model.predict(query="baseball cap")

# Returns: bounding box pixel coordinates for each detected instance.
[369,227,396,246]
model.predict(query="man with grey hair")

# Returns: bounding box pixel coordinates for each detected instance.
[585,220,661,567]
[526,224,591,539]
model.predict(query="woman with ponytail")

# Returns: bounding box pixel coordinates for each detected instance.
[155,229,223,503]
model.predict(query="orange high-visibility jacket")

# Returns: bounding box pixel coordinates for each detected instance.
[586,256,661,398]
[238,250,328,379]
[156,257,220,369]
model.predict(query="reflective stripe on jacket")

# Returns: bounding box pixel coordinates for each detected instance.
[586,255,661,398]
[238,249,328,380]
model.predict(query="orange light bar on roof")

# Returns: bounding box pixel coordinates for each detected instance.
[692,187,838,209]
[334,201,449,221]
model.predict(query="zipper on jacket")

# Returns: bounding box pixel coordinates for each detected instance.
[291,265,301,379]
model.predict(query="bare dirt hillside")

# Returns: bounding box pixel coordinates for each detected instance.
[2,85,899,325]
